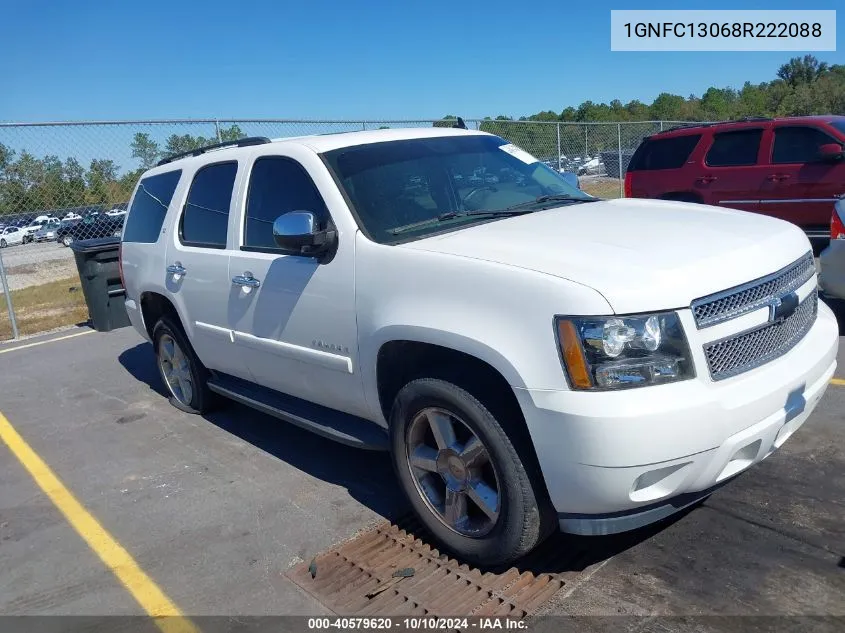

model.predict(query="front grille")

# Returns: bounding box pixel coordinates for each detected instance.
[691,252,815,328]
[703,290,818,381]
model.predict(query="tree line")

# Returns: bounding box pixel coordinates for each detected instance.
[1,56,843,217]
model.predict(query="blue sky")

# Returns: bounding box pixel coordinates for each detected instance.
[1,0,842,122]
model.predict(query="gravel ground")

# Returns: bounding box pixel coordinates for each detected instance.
[0,241,77,291]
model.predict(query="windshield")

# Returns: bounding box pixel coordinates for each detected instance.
[323,134,594,244]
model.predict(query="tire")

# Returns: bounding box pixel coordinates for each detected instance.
[0,239,5,248]
[390,378,549,567]
[152,316,218,414]
[61,235,73,247]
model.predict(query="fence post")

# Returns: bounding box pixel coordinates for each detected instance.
[556,123,561,172]
[214,119,222,142]
[0,248,19,340]
[617,123,624,197]
[659,121,664,132]
[584,126,588,159]
[362,121,367,131]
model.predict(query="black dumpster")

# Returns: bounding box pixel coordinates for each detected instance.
[70,236,130,332]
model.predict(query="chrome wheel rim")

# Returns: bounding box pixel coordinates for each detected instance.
[406,407,501,537]
[158,334,194,406]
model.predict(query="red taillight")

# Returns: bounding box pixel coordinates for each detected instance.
[831,203,845,240]
[623,172,633,198]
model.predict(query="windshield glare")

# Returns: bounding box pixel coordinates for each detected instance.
[323,135,593,243]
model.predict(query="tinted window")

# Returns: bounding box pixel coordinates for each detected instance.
[323,135,592,244]
[627,134,701,171]
[244,157,330,250]
[705,129,763,167]
[180,162,237,248]
[122,170,181,243]
[772,126,838,164]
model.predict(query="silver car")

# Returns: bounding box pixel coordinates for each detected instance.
[33,220,61,243]
[818,196,845,300]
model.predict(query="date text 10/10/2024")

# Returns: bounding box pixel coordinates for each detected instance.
[307,617,528,630]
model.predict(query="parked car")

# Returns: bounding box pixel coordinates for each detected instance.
[63,212,82,221]
[0,225,25,247]
[119,129,837,566]
[818,196,845,299]
[33,219,62,243]
[20,219,49,243]
[56,213,124,246]
[625,115,845,245]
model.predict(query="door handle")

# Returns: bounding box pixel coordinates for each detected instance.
[166,263,186,276]
[232,272,261,288]
[696,176,717,184]
[767,174,790,182]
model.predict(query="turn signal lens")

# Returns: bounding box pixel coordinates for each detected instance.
[557,319,593,389]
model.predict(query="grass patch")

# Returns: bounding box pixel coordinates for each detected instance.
[582,178,623,199]
[0,275,89,340]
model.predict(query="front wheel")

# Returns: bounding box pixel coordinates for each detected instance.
[390,378,549,566]
[0,239,6,248]
[152,317,218,414]
[61,235,73,247]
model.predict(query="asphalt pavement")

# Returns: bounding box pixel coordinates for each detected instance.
[0,320,842,624]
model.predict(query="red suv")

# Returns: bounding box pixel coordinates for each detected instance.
[625,115,845,244]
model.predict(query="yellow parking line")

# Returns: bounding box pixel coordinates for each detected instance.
[0,329,94,355]
[830,378,845,386]
[0,411,198,633]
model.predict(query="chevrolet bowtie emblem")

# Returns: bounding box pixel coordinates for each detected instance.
[769,291,799,324]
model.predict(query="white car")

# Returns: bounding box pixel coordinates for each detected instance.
[63,212,82,221]
[119,128,838,566]
[106,208,127,218]
[0,225,25,247]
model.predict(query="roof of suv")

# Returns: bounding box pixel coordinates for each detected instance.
[654,115,845,138]
[144,127,489,176]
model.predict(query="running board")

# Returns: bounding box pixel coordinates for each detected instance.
[207,373,389,451]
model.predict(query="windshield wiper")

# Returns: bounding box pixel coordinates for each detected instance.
[389,194,596,235]
[391,208,536,235]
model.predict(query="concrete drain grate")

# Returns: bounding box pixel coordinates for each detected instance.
[287,518,566,619]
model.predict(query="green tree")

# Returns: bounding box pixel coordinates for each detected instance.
[131,132,161,169]
[777,55,829,87]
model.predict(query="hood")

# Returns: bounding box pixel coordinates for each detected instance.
[399,198,812,314]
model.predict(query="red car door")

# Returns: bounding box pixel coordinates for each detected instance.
[692,127,768,213]
[759,124,845,234]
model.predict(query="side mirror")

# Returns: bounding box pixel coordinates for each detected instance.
[272,211,336,257]
[819,143,844,161]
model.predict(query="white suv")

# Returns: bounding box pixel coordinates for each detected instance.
[119,128,838,565]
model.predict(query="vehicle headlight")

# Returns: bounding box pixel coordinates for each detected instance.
[555,312,694,390]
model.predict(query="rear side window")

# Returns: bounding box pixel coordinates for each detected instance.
[180,162,238,249]
[772,126,838,164]
[243,157,329,251]
[123,170,181,243]
[705,129,762,167]
[627,135,701,171]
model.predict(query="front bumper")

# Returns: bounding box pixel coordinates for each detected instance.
[515,299,839,535]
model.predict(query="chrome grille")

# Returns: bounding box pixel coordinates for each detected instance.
[691,252,816,328]
[704,290,818,381]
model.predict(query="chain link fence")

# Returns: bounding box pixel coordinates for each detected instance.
[0,118,695,340]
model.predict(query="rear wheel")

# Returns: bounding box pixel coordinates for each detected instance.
[152,317,217,414]
[390,378,549,566]
[0,239,6,248]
